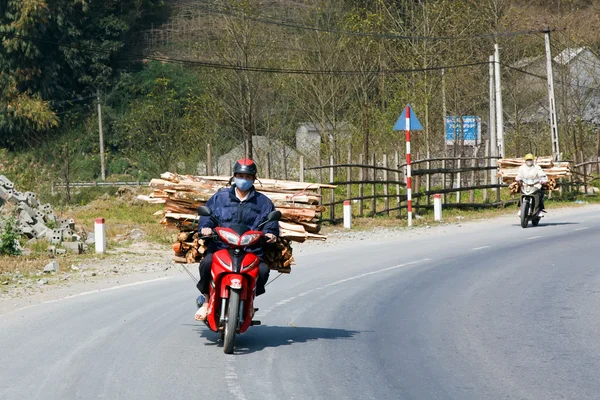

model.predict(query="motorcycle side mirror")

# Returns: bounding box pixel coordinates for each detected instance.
[198,206,212,217]
[267,210,282,222]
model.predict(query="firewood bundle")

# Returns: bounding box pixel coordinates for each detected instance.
[170,230,294,273]
[497,157,571,189]
[263,238,295,274]
[509,179,557,195]
[139,172,336,272]
[138,172,334,242]
[171,231,208,264]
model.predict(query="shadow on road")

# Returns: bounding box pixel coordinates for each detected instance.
[191,324,362,354]
[510,222,580,227]
[537,222,580,227]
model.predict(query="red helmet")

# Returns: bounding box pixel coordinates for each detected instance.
[233,158,257,176]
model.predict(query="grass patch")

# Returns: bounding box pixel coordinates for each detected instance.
[60,197,175,246]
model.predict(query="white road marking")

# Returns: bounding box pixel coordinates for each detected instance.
[526,236,542,240]
[472,246,491,251]
[257,259,430,318]
[574,227,589,231]
[225,358,248,400]
[247,258,431,398]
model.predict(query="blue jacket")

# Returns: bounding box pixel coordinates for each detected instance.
[199,185,279,257]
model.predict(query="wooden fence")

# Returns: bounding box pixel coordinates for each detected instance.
[572,158,600,195]
[302,153,512,223]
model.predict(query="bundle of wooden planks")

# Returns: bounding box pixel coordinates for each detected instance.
[138,172,336,271]
[497,157,571,187]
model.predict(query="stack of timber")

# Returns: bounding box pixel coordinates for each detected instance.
[497,157,571,190]
[138,172,335,272]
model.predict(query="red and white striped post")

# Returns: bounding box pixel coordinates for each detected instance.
[343,200,352,229]
[94,218,106,254]
[434,194,442,221]
[405,105,413,227]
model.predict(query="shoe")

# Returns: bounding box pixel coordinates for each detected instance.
[517,210,521,217]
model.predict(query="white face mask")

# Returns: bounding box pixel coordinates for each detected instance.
[526,161,534,167]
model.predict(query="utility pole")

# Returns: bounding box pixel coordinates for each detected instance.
[441,68,447,156]
[494,44,505,157]
[97,89,106,181]
[489,55,497,185]
[545,28,561,161]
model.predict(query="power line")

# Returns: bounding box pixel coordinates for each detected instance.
[4,32,489,75]
[177,0,553,42]
[502,62,600,93]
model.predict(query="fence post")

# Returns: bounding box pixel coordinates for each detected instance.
[371,153,376,217]
[597,156,600,177]
[383,154,389,215]
[426,158,431,205]
[470,158,476,203]
[329,155,335,222]
[483,141,489,202]
[347,144,352,200]
[442,159,447,204]
[414,151,420,211]
[265,152,271,179]
[395,150,401,218]
[206,143,213,176]
[283,144,288,180]
[299,156,304,182]
[359,154,364,217]
[584,162,588,195]
[456,158,462,203]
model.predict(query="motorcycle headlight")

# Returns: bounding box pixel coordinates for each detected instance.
[240,233,261,246]
[217,229,240,245]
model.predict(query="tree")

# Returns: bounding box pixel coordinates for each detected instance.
[0,0,163,148]
[114,62,213,176]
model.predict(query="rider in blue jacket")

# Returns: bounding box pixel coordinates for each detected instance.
[194,158,279,321]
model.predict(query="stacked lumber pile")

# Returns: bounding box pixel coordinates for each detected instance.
[497,157,571,190]
[139,172,335,272]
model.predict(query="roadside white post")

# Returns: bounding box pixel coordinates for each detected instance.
[95,217,106,254]
[343,200,352,229]
[434,194,442,222]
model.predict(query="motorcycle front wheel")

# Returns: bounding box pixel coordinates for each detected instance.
[520,199,529,228]
[223,288,240,354]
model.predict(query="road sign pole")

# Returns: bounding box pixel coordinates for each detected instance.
[406,105,413,227]
[394,104,422,227]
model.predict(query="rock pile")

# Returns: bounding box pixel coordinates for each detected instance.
[0,175,85,253]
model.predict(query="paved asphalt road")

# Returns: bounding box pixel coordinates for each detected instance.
[2,207,600,400]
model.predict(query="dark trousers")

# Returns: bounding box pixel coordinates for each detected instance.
[196,252,270,296]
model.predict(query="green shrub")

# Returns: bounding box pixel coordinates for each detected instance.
[0,218,22,256]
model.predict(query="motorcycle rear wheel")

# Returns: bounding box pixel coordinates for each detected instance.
[520,200,529,228]
[223,289,240,354]
[532,216,540,226]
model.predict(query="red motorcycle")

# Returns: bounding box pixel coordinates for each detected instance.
[197,206,281,354]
